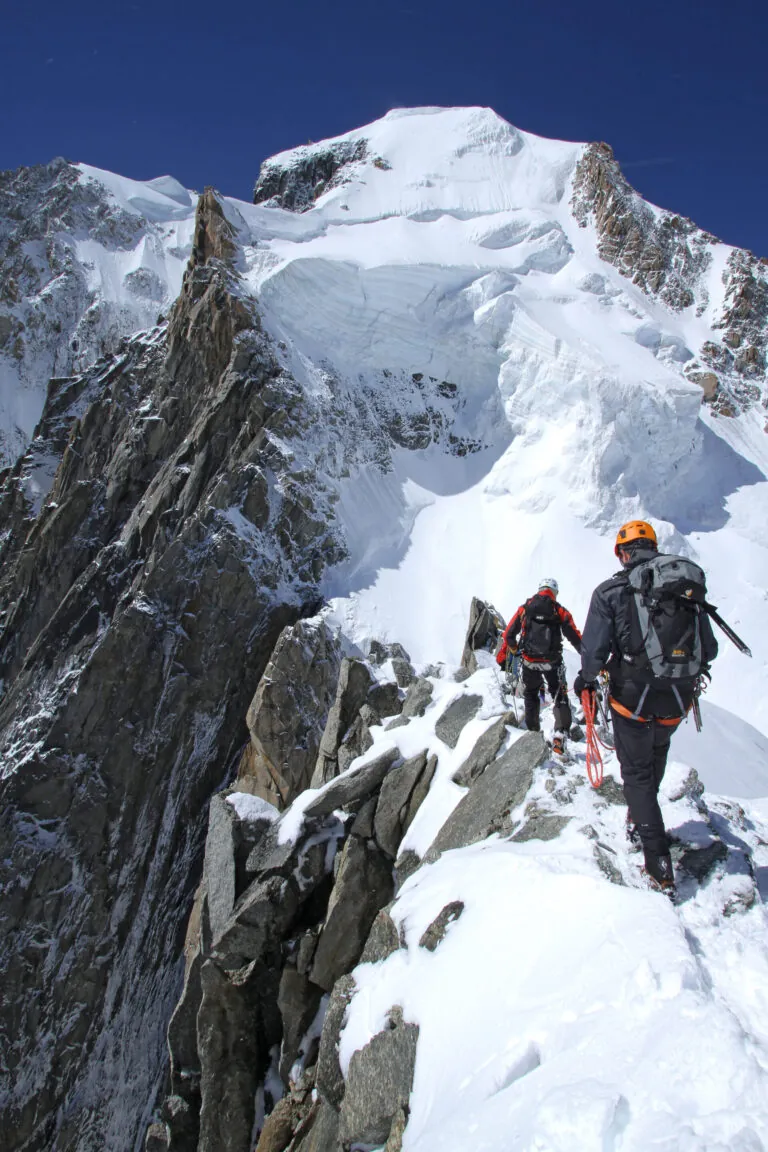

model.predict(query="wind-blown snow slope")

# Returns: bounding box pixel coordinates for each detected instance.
[226,107,768,737]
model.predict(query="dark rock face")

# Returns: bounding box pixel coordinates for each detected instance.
[571,142,713,313]
[253,139,368,211]
[570,142,768,416]
[0,191,345,1151]
[309,835,394,992]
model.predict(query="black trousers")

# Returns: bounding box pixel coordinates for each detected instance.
[611,709,674,857]
[522,664,572,734]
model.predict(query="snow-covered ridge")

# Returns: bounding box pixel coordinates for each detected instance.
[2,107,767,737]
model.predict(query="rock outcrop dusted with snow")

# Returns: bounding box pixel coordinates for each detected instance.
[146,600,768,1152]
[0,158,196,466]
[1,107,768,1152]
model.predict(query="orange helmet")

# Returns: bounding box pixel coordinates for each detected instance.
[614,520,657,556]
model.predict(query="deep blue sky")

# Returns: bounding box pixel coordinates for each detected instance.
[3,0,767,255]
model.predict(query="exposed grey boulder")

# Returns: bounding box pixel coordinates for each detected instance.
[212,874,300,969]
[361,907,403,964]
[425,732,547,862]
[309,835,394,992]
[339,1006,419,1148]
[386,677,433,729]
[241,619,343,808]
[368,640,411,666]
[391,657,415,687]
[452,714,514,786]
[304,747,400,820]
[418,901,465,952]
[368,681,402,719]
[460,597,506,674]
[312,659,375,786]
[434,694,483,748]
[401,676,434,718]
[373,751,428,859]
[316,974,356,1108]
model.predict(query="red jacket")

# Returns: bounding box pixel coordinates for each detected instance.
[496,588,582,666]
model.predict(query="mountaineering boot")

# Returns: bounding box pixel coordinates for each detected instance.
[625,810,641,850]
[552,733,568,760]
[643,851,675,895]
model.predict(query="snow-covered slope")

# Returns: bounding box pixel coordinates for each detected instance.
[0,158,196,465]
[226,107,768,736]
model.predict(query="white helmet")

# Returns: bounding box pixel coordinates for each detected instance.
[539,577,559,596]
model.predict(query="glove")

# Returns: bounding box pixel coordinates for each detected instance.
[573,673,597,697]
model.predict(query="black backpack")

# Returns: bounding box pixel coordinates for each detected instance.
[522,595,561,660]
[626,554,707,681]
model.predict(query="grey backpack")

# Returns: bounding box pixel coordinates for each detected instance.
[626,554,707,681]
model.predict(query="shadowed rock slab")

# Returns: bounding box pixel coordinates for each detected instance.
[339,1006,419,1148]
[277,964,324,1085]
[304,748,400,819]
[312,659,374,786]
[425,732,547,862]
[434,694,483,748]
[374,751,428,859]
[316,975,356,1108]
[197,960,262,1152]
[310,836,394,991]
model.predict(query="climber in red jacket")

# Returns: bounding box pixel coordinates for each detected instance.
[497,578,582,755]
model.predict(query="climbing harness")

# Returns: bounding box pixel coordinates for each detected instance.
[581,688,604,788]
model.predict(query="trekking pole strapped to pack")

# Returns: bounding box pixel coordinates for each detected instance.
[581,689,604,788]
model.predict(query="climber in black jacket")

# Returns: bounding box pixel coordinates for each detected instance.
[575,520,718,892]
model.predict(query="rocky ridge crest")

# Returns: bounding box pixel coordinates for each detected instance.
[571,141,768,419]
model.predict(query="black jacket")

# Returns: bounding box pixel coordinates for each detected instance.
[580,549,718,719]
